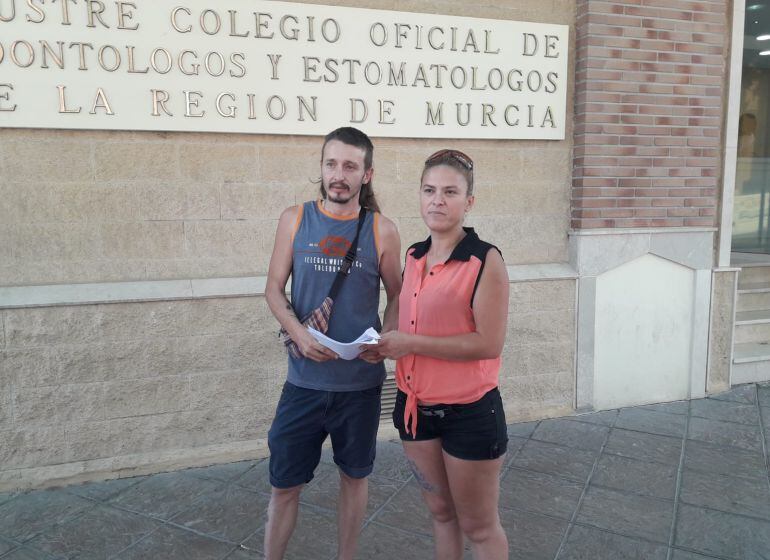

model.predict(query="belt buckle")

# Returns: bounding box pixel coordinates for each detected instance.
[420,407,445,418]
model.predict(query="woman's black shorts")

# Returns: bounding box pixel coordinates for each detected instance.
[392,387,508,461]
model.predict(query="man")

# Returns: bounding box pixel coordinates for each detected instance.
[263,127,401,560]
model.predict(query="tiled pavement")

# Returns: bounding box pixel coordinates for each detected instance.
[1,383,769,560]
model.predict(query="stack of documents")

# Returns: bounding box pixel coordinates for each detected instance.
[307,327,381,360]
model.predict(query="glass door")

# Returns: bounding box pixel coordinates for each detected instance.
[733,2,770,253]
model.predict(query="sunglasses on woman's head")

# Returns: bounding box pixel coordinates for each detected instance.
[425,149,474,171]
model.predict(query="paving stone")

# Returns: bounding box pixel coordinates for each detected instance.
[0,494,17,508]
[711,385,757,405]
[675,504,770,560]
[108,471,222,521]
[225,548,263,559]
[604,428,683,466]
[556,524,668,560]
[371,441,413,482]
[690,398,760,426]
[66,476,146,502]
[669,548,723,559]
[635,401,689,415]
[355,522,434,560]
[370,480,432,536]
[0,547,57,559]
[679,470,770,521]
[170,484,269,544]
[687,417,764,453]
[301,474,403,520]
[500,508,567,560]
[506,421,539,438]
[26,504,160,560]
[591,454,677,500]
[233,460,280,494]
[0,489,93,542]
[0,535,19,555]
[243,504,339,559]
[758,385,770,408]
[499,469,584,520]
[560,409,619,427]
[683,439,768,480]
[531,419,609,452]
[115,523,234,560]
[510,439,597,483]
[183,461,258,483]
[575,486,673,544]
[614,408,687,438]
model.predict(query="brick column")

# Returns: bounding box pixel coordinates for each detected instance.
[572,0,730,229]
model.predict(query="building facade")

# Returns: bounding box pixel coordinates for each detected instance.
[1,0,767,490]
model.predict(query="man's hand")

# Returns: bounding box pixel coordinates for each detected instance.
[294,328,339,362]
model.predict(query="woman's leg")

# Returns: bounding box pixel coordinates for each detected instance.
[443,453,508,560]
[402,439,464,560]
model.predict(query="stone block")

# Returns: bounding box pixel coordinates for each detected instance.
[0,425,68,469]
[500,371,574,417]
[189,370,268,410]
[707,270,735,393]
[0,259,147,287]
[13,383,106,426]
[49,184,141,224]
[178,143,259,183]
[138,183,220,221]
[183,220,275,259]
[258,144,321,185]
[0,183,58,225]
[144,257,261,280]
[94,142,179,182]
[99,222,185,259]
[6,224,100,262]
[5,307,101,347]
[3,140,93,183]
[220,183,295,220]
[1,348,53,387]
[102,377,190,420]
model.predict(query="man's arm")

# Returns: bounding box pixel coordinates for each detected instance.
[265,206,337,362]
[377,215,402,333]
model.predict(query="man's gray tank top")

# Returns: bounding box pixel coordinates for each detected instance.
[288,200,386,391]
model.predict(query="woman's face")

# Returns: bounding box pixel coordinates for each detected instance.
[420,165,474,233]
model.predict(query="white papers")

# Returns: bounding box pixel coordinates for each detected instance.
[307,327,381,360]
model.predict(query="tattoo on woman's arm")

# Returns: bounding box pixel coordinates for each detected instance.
[406,458,437,493]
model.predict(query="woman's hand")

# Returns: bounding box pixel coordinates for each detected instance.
[374,331,414,360]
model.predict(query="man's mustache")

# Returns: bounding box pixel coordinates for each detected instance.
[328,182,350,190]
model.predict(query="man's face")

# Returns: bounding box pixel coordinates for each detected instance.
[321,139,372,205]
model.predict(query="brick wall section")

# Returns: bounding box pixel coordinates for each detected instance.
[572,0,729,229]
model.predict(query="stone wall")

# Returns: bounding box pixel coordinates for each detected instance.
[0,0,580,492]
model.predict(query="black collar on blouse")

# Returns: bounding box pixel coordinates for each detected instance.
[409,227,480,263]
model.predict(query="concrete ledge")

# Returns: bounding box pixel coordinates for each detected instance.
[0,439,270,492]
[0,265,578,309]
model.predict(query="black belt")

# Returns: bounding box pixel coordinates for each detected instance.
[417,405,455,418]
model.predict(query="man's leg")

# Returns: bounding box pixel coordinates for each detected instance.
[337,471,368,560]
[264,485,303,560]
[264,383,328,560]
[326,385,382,560]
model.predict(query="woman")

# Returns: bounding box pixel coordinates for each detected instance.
[375,149,510,560]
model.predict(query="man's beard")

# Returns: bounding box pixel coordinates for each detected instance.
[325,181,361,203]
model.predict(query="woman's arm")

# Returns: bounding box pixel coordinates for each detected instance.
[375,248,509,361]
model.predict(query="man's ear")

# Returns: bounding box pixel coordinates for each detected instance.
[363,167,374,185]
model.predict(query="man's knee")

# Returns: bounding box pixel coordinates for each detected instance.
[270,484,303,506]
[425,495,457,525]
[338,470,368,489]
